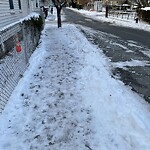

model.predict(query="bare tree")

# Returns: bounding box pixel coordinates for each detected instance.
[52,0,67,28]
[129,0,149,7]
[136,0,149,7]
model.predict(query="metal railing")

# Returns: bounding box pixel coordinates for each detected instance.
[109,10,136,20]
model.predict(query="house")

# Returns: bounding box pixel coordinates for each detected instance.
[0,0,45,113]
[0,0,44,57]
[0,0,30,29]
[0,0,45,29]
[94,0,103,11]
[40,0,50,7]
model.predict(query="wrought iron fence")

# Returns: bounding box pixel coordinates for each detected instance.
[109,10,136,20]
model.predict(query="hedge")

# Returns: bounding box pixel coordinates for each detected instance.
[140,8,150,23]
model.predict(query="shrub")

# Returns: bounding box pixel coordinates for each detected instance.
[31,15,44,31]
[140,8,150,23]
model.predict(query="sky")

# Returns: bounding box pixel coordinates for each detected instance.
[0,8,150,150]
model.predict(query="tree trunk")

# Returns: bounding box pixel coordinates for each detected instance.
[57,7,62,28]
[105,6,108,18]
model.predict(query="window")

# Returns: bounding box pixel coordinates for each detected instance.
[9,0,14,9]
[18,0,21,9]
[36,0,39,8]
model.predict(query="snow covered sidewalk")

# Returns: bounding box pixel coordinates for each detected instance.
[0,20,150,150]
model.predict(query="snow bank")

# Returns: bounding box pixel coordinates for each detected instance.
[141,7,150,11]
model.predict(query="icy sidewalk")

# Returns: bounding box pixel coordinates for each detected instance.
[0,22,150,150]
[0,23,98,149]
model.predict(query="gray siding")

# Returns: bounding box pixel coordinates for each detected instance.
[0,20,42,113]
[0,0,30,29]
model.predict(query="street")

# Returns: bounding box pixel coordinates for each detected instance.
[63,8,150,102]
[0,8,150,149]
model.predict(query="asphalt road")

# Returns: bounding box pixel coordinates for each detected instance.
[63,8,150,102]
[63,8,150,47]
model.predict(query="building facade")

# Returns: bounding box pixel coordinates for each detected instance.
[0,0,30,29]
[0,0,45,113]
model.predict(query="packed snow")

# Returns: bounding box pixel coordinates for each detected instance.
[0,8,150,150]
[112,59,150,70]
